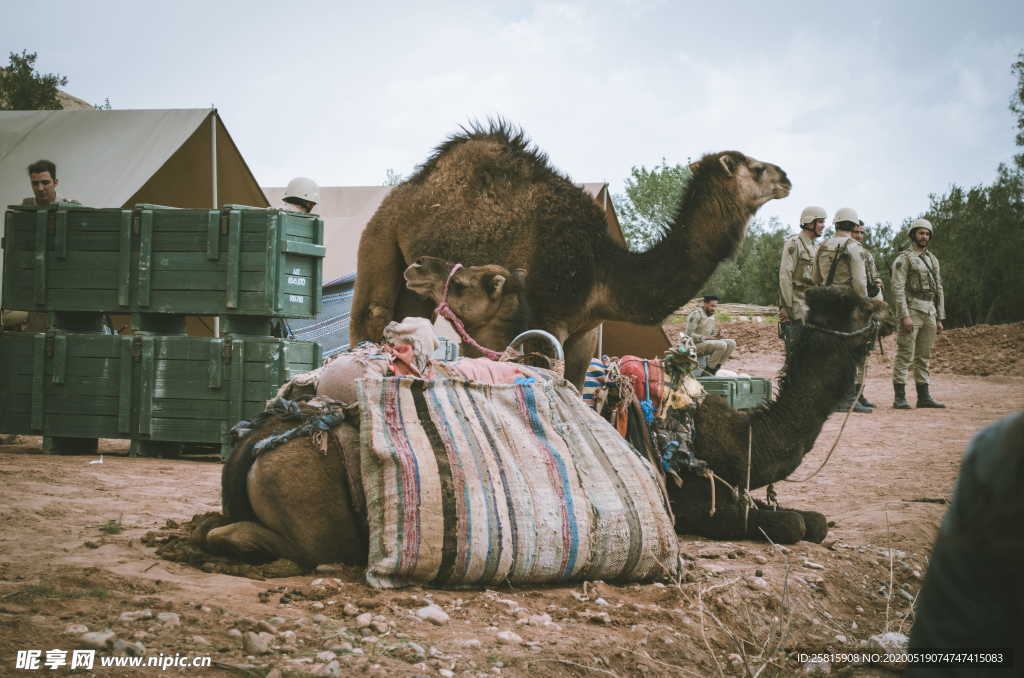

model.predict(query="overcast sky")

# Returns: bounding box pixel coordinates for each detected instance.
[3,0,1022,231]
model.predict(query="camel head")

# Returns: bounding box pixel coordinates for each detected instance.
[404,256,529,341]
[689,151,791,212]
[805,286,897,343]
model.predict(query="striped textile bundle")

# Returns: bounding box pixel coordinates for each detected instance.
[357,373,679,589]
[581,358,609,410]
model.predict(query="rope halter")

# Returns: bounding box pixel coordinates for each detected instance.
[433,263,503,361]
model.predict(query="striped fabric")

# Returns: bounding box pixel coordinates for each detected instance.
[357,373,679,589]
[581,358,608,409]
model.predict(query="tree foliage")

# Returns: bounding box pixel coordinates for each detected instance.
[613,159,692,252]
[0,50,67,110]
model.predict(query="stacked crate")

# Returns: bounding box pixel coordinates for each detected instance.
[1,203,324,457]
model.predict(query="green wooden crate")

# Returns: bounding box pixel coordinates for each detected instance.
[0,331,319,455]
[698,376,773,410]
[2,204,325,318]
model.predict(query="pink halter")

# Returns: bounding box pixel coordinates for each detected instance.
[434,263,503,361]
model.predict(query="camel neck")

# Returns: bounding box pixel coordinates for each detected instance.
[742,333,860,488]
[594,193,752,324]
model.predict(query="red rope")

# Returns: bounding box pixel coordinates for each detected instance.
[434,263,503,361]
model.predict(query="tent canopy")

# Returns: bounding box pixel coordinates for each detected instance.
[1,108,268,307]
[0,108,267,211]
[263,181,669,358]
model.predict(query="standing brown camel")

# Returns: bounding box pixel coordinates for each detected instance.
[667,286,896,543]
[351,121,791,386]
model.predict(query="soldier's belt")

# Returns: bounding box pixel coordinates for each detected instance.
[910,292,935,302]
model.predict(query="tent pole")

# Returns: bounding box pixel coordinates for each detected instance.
[597,323,603,358]
[212,109,221,339]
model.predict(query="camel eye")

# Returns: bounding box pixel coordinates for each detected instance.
[754,166,765,177]
[449,278,466,292]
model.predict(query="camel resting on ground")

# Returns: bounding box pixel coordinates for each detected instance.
[351,121,791,386]
[196,261,531,567]
[664,286,896,544]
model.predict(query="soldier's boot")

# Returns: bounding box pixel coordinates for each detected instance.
[915,383,946,409]
[835,385,873,413]
[855,384,875,409]
[892,382,912,410]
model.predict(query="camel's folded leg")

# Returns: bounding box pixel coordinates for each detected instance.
[746,509,807,545]
[204,521,309,567]
[793,510,828,543]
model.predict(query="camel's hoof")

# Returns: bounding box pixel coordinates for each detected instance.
[797,511,828,543]
[189,513,231,547]
[752,510,805,544]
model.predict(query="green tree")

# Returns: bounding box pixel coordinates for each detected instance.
[1011,50,1024,171]
[612,159,692,252]
[0,50,67,110]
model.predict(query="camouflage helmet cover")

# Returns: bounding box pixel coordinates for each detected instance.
[909,218,933,236]
[833,207,860,226]
[283,176,320,205]
[799,205,827,225]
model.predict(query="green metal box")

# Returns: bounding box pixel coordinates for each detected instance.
[2,204,325,318]
[698,376,773,410]
[0,331,319,454]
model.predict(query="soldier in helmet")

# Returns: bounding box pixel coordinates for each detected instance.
[281,177,319,214]
[850,218,883,408]
[891,218,946,409]
[813,207,872,413]
[685,294,735,375]
[778,206,825,351]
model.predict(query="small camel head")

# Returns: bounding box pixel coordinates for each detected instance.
[404,256,528,333]
[805,286,897,340]
[690,151,791,210]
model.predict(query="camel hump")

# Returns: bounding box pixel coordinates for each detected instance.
[407,118,563,186]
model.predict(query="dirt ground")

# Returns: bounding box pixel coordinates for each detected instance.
[1,326,1022,677]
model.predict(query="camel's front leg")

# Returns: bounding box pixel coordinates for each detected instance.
[350,245,405,345]
[562,327,599,389]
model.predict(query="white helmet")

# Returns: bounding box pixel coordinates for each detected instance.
[909,218,933,236]
[283,177,319,206]
[833,207,860,227]
[799,206,827,225]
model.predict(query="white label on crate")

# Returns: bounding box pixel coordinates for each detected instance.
[288,276,306,286]
[292,268,301,275]
[289,295,304,303]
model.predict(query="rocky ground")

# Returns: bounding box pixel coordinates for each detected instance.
[1,328,1022,677]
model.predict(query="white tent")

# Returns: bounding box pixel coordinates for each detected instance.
[0,108,268,306]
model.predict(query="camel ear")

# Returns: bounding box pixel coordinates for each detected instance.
[486,273,507,300]
[510,268,528,290]
[719,154,735,176]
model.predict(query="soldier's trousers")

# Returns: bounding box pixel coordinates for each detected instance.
[696,339,736,368]
[892,307,937,385]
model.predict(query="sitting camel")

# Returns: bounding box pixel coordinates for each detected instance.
[665,286,896,544]
[196,262,531,567]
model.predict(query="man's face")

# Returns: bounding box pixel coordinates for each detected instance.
[809,218,825,237]
[704,300,718,315]
[30,171,57,205]
[912,229,931,248]
[851,225,866,242]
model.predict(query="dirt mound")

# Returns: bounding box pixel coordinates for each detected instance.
[662,318,1023,378]
[931,322,1024,377]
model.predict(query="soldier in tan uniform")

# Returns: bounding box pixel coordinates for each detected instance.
[685,295,734,375]
[891,218,946,409]
[850,219,883,408]
[778,206,825,351]
[813,207,872,413]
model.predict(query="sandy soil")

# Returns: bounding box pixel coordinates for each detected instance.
[1,338,1022,677]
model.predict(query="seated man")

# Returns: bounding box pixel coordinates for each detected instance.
[685,295,735,375]
[23,159,78,206]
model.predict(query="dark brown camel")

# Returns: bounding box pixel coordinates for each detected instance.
[350,121,791,386]
[666,286,896,544]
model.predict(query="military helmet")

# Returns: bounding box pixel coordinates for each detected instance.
[833,207,860,227]
[909,218,933,236]
[283,177,320,206]
[799,205,827,225]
